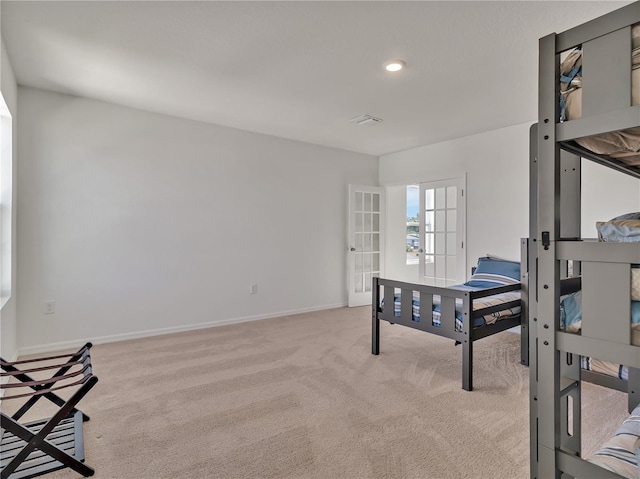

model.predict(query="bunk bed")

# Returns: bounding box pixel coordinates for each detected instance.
[372,255,525,392]
[559,255,640,402]
[525,130,640,406]
[530,3,640,477]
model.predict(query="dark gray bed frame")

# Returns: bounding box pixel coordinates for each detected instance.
[371,274,524,392]
[529,3,640,478]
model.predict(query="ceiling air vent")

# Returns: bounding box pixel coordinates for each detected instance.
[349,114,383,126]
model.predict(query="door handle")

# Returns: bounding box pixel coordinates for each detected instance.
[418,249,424,253]
[350,247,356,252]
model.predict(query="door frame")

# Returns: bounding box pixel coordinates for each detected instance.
[347,185,385,307]
[418,176,466,286]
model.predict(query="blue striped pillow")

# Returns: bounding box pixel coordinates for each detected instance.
[465,256,520,288]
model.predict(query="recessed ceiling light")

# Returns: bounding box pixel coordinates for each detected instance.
[384,60,406,72]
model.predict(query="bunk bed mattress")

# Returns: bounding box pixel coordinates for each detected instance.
[581,355,636,381]
[390,288,521,331]
[562,24,640,173]
[587,404,640,479]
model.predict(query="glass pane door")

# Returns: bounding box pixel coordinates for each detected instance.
[348,185,384,307]
[419,178,465,287]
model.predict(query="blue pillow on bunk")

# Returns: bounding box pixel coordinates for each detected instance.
[610,212,640,221]
[596,220,640,243]
[464,256,521,289]
[560,291,582,331]
[561,296,639,329]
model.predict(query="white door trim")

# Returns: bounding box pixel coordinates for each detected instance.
[418,176,466,286]
[348,185,385,307]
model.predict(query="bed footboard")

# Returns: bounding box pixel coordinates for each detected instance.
[372,277,521,391]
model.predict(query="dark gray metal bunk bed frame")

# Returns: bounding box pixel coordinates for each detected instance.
[529,3,640,478]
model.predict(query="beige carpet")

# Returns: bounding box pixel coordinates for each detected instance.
[4,306,629,479]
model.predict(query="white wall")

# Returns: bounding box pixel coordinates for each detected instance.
[17,87,378,354]
[380,122,640,284]
[380,123,531,283]
[582,161,640,237]
[0,37,18,361]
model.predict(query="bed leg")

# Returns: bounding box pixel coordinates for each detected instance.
[462,339,473,391]
[372,311,380,355]
[372,277,380,355]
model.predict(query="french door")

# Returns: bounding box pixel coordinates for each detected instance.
[419,178,465,286]
[348,185,385,307]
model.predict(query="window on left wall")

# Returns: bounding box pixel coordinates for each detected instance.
[0,92,13,309]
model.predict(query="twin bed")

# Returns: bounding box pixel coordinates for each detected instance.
[372,256,524,391]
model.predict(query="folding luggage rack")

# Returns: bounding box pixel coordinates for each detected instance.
[1,343,98,479]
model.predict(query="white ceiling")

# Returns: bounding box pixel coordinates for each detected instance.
[1,1,633,156]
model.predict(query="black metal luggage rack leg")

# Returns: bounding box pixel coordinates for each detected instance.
[1,343,98,479]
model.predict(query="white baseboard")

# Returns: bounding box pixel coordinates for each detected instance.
[17,302,347,357]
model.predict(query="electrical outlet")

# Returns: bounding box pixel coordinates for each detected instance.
[250,283,258,294]
[44,301,55,314]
